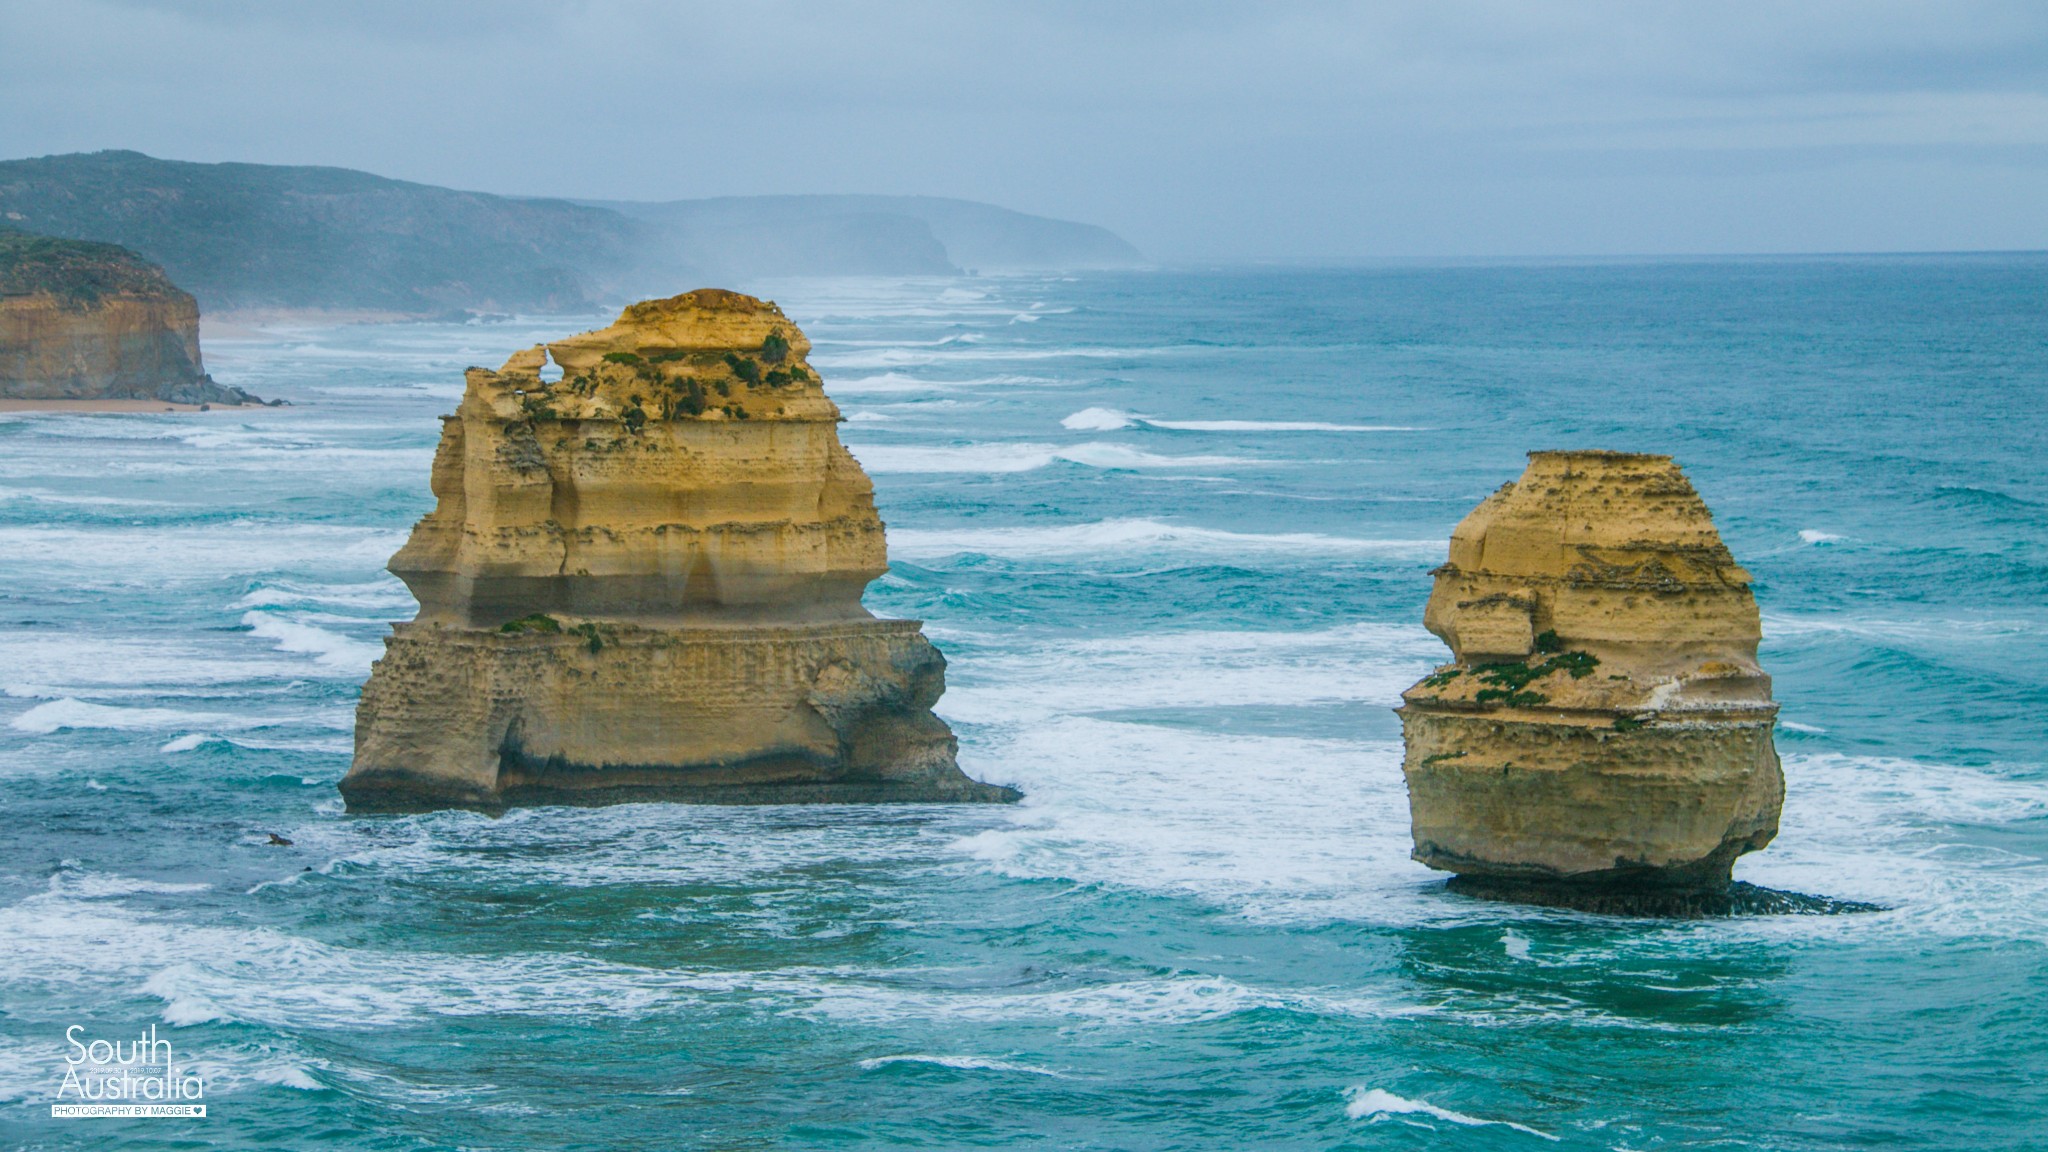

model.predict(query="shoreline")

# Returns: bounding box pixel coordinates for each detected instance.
[0,398,277,414]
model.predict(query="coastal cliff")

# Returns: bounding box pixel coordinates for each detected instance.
[0,229,256,404]
[342,289,1015,810]
[1397,451,1783,910]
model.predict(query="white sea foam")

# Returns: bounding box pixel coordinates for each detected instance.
[9,698,347,740]
[847,441,1254,474]
[1147,419,1423,432]
[249,1063,326,1090]
[1060,407,1422,433]
[48,871,212,899]
[1799,529,1844,543]
[159,733,216,753]
[11,699,252,735]
[1345,1088,1559,1140]
[1061,407,1138,430]
[887,518,1442,561]
[827,371,1059,395]
[240,611,384,673]
[0,523,408,580]
[857,1054,1064,1076]
[0,485,168,507]
[814,344,1157,370]
[230,577,413,612]
[1762,612,2048,642]
[0,632,312,696]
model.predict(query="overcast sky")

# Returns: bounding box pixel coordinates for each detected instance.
[4,0,2045,260]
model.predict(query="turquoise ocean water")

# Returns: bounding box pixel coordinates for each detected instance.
[1,261,2044,1149]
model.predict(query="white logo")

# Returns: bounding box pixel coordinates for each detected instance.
[52,1025,206,1119]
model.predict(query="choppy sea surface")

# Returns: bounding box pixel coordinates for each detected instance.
[1,262,2044,1150]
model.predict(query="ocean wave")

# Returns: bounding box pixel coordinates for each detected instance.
[857,1054,1065,1076]
[230,577,414,612]
[1763,612,2048,642]
[886,517,1442,561]
[0,485,169,507]
[240,611,385,673]
[159,731,352,756]
[847,441,1255,474]
[1060,407,1424,433]
[0,523,408,579]
[826,371,1059,394]
[814,344,1165,370]
[10,699,260,736]
[1345,1087,1559,1140]
[0,633,313,696]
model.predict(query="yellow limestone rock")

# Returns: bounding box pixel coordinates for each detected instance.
[342,289,1016,810]
[1396,451,1782,906]
[0,230,257,404]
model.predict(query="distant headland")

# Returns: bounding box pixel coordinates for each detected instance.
[0,227,262,407]
[0,151,1145,317]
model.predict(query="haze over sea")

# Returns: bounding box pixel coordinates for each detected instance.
[1,261,2044,1149]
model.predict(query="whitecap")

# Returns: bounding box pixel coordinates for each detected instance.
[159,733,219,753]
[230,577,414,612]
[250,1063,325,1091]
[1345,1087,1559,1140]
[1061,407,1136,431]
[12,699,248,735]
[1145,419,1424,432]
[857,1054,1064,1077]
[1799,529,1843,544]
[240,611,384,673]
[887,518,1441,561]
[846,441,1253,474]
[1059,407,1423,433]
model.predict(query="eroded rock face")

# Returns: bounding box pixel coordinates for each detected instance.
[342,289,1015,810]
[1396,451,1783,907]
[0,230,256,404]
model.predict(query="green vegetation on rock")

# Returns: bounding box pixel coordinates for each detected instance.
[0,227,178,306]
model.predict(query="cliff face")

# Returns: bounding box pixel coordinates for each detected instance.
[343,290,1015,810]
[0,229,254,403]
[1397,451,1782,906]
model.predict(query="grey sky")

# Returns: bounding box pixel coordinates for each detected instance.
[4,0,2045,259]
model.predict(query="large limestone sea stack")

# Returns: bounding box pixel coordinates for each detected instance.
[0,229,256,405]
[342,290,1015,810]
[1397,451,1783,911]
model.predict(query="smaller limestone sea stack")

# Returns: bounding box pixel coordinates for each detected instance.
[1397,451,1783,913]
[0,229,259,405]
[342,289,1015,811]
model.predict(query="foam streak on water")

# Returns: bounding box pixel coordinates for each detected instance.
[1,265,2044,1149]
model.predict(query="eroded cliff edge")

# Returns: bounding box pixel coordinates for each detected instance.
[342,289,1016,810]
[1397,451,1784,911]
[0,228,257,404]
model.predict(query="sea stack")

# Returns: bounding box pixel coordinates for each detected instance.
[342,289,1015,810]
[1396,451,1783,912]
[0,229,257,404]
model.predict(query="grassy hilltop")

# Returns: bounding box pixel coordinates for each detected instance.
[0,227,183,306]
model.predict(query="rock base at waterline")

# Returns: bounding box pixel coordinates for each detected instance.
[343,618,1017,812]
[1443,876,1883,918]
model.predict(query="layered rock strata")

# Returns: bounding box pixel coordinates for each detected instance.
[342,289,1014,810]
[0,229,258,404]
[1396,451,1783,910]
